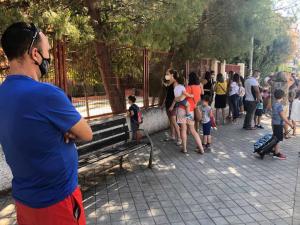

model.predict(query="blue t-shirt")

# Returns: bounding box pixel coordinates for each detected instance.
[272,102,284,125]
[0,75,81,208]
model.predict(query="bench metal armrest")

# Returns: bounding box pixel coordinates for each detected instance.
[128,129,154,168]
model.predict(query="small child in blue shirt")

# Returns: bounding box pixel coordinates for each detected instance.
[272,89,293,160]
[254,100,264,129]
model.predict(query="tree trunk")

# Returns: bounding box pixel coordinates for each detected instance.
[85,0,126,114]
[94,42,126,114]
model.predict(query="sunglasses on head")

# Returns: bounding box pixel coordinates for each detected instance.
[27,23,40,54]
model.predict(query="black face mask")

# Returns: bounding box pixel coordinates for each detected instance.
[36,51,50,77]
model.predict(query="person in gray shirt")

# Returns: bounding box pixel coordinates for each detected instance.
[272,89,293,160]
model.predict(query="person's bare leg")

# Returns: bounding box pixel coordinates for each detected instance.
[222,108,225,124]
[189,124,204,153]
[195,121,199,133]
[207,135,212,145]
[171,115,181,142]
[180,123,187,152]
[254,115,257,126]
[169,115,176,139]
[284,124,291,138]
[203,135,207,145]
[215,109,219,125]
[258,116,261,126]
[274,143,280,154]
[292,120,296,135]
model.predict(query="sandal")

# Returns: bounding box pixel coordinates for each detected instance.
[176,140,182,146]
[181,149,188,154]
[284,134,292,139]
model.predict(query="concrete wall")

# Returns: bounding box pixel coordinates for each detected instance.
[0,107,169,192]
[0,146,13,192]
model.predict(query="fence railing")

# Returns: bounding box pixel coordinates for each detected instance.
[0,42,215,119]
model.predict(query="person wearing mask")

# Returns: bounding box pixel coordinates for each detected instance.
[162,69,182,146]
[243,70,262,130]
[0,22,93,225]
[169,72,204,154]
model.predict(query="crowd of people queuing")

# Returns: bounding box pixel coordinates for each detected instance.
[161,68,300,159]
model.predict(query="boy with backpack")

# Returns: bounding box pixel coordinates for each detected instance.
[272,89,294,160]
[127,95,143,141]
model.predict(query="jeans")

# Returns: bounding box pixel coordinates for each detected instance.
[243,100,256,128]
[230,94,240,119]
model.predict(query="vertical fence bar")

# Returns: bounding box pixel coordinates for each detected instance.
[54,39,67,92]
[53,40,60,87]
[143,49,149,108]
[61,38,67,93]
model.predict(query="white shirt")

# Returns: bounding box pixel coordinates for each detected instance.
[174,84,185,98]
[239,86,245,97]
[245,77,259,101]
[229,82,239,96]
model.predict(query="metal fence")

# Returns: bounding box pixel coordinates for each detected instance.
[0,43,215,119]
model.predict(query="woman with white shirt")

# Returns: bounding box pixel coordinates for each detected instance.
[229,73,241,122]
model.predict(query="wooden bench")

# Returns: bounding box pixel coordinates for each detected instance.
[77,117,153,175]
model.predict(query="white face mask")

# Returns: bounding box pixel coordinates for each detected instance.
[165,75,171,81]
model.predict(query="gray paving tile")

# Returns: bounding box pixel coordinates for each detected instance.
[211,216,229,225]
[1,119,300,225]
[197,218,216,225]
[152,215,169,224]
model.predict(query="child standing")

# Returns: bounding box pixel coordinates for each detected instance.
[255,100,264,129]
[272,90,294,160]
[202,95,215,150]
[127,95,142,141]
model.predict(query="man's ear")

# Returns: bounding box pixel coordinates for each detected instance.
[30,47,40,64]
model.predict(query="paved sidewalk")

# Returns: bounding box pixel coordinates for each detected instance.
[0,117,300,225]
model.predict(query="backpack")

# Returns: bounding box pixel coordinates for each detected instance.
[137,110,143,124]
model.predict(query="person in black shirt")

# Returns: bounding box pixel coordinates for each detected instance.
[127,95,140,141]
[203,71,214,105]
[162,69,181,145]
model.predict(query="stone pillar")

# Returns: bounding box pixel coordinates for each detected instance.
[238,63,245,77]
[221,60,226,78]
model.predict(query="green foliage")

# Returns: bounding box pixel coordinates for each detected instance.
[0,0,298,84]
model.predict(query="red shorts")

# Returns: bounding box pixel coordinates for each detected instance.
[16,186,86,225]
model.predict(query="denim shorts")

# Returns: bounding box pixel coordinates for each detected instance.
[202,121,211,135]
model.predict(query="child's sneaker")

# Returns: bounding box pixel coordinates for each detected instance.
[185,114,193,120]
[273,152,287,160]
[205,144,211,151]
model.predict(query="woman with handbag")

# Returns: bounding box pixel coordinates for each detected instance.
[169,72,204,153]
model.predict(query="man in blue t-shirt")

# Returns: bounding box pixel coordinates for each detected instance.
[0,22,92,225]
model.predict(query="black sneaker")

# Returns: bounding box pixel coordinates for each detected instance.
[257,125,264,129]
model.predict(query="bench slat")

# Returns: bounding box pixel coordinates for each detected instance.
[78,143,149,173]
[78,133,129,156]
[91,118,127,132]
[76,126,129,147]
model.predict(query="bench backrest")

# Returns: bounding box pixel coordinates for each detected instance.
[77,117,129,156]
